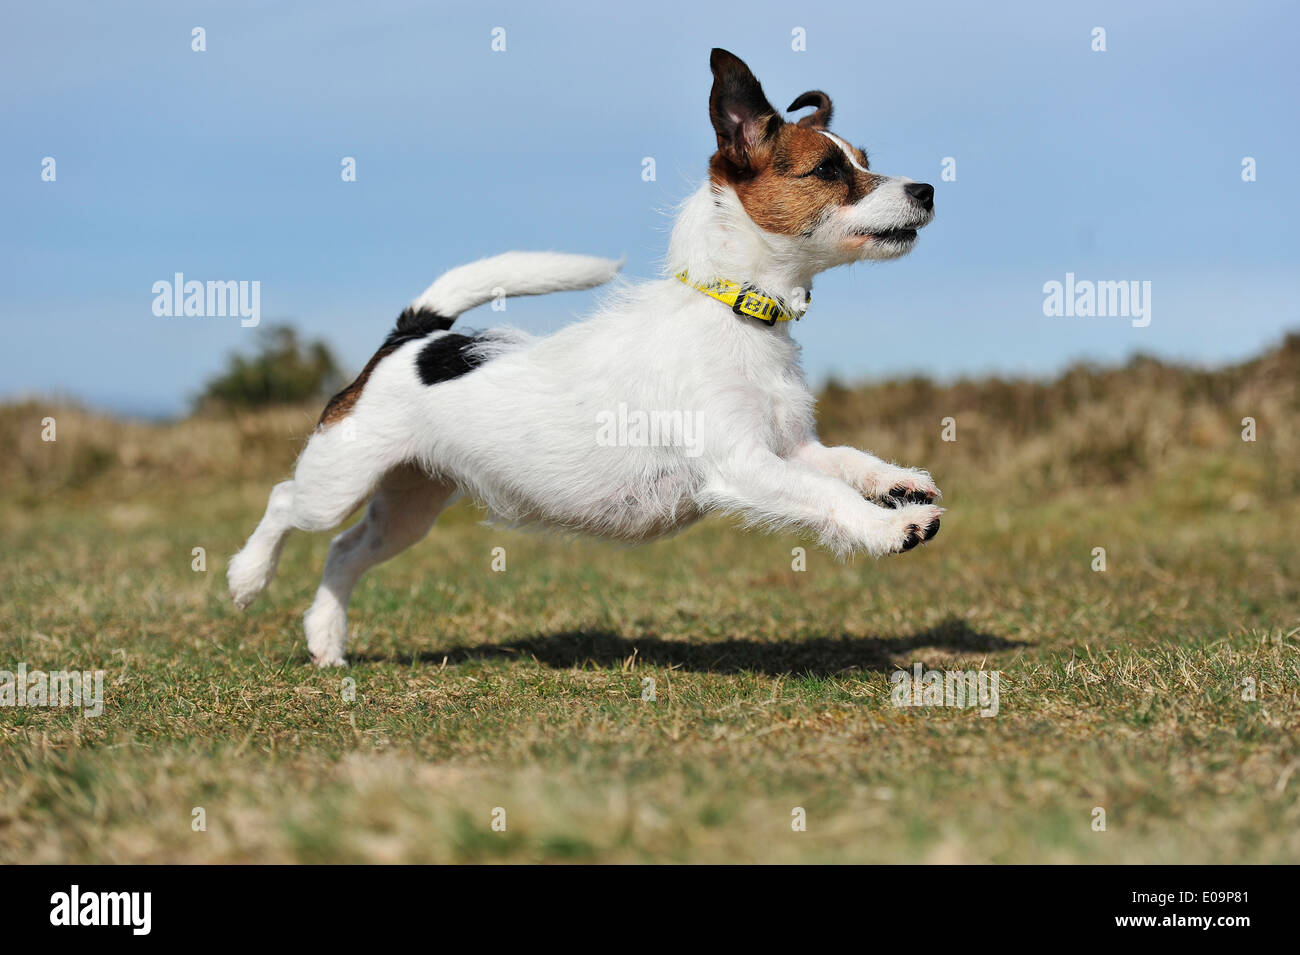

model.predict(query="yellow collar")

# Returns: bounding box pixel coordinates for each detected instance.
[675,271,808,326]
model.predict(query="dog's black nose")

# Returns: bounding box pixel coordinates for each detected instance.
[905,182,934,211]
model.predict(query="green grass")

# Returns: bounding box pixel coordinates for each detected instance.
[1,450,1297,863]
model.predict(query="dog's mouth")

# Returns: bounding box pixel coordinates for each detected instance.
[853,227,918,243]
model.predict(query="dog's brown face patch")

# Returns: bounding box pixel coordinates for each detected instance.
[706,48,879,238]
[709,125,879,237]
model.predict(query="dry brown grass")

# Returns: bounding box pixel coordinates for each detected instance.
[819,332,1300,497]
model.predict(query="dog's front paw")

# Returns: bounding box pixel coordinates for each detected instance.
[871,467,941,507]
[886,503,942,553]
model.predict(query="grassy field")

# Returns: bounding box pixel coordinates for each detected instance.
[1,337,1298,863]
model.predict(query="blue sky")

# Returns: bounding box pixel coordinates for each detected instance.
[2,0,1297,416]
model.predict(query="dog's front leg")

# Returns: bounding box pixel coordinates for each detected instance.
[701,446,940,557]
[793,440,940,507]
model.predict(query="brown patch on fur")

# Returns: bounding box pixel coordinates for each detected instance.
[709,124,880,236]
[317,340,403,427]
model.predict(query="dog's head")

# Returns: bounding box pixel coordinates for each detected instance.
[707,49,934,266]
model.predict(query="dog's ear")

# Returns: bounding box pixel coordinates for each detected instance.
[787,90,833,129]
[709,49,781,171]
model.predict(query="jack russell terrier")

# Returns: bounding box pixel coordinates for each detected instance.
[229,48,941,666]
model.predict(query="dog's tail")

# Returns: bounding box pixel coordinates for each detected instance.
[397,251,624,333]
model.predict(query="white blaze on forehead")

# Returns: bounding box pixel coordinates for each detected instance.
[816,130,870,173]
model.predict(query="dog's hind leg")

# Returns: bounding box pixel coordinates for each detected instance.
[304,465,458,667]
[227,480,300,610]
[228,422,398,610]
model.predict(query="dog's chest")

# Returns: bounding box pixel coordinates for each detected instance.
[745,343,816,455]
[776,373,815,446]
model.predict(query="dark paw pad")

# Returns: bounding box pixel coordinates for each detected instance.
[923,517,940,541]
[887,486,933,506]
[901,526,923,550]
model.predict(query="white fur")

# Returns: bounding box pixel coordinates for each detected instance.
[817,130,870,173]
[229,177,939,666]
[410,251,623,316]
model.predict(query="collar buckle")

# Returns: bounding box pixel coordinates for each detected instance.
[732,286,779,326]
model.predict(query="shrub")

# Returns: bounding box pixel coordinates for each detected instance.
[193,325,346,412]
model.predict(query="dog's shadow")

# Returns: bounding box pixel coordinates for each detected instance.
[356,618,1023,678]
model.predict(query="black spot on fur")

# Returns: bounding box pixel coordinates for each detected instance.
[318,307,458,425]
[416,333,486,386]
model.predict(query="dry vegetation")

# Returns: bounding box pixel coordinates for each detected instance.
[8,333,1297,501]
[0,335,1297,863]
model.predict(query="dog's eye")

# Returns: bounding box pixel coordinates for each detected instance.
[811,159,840,181]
